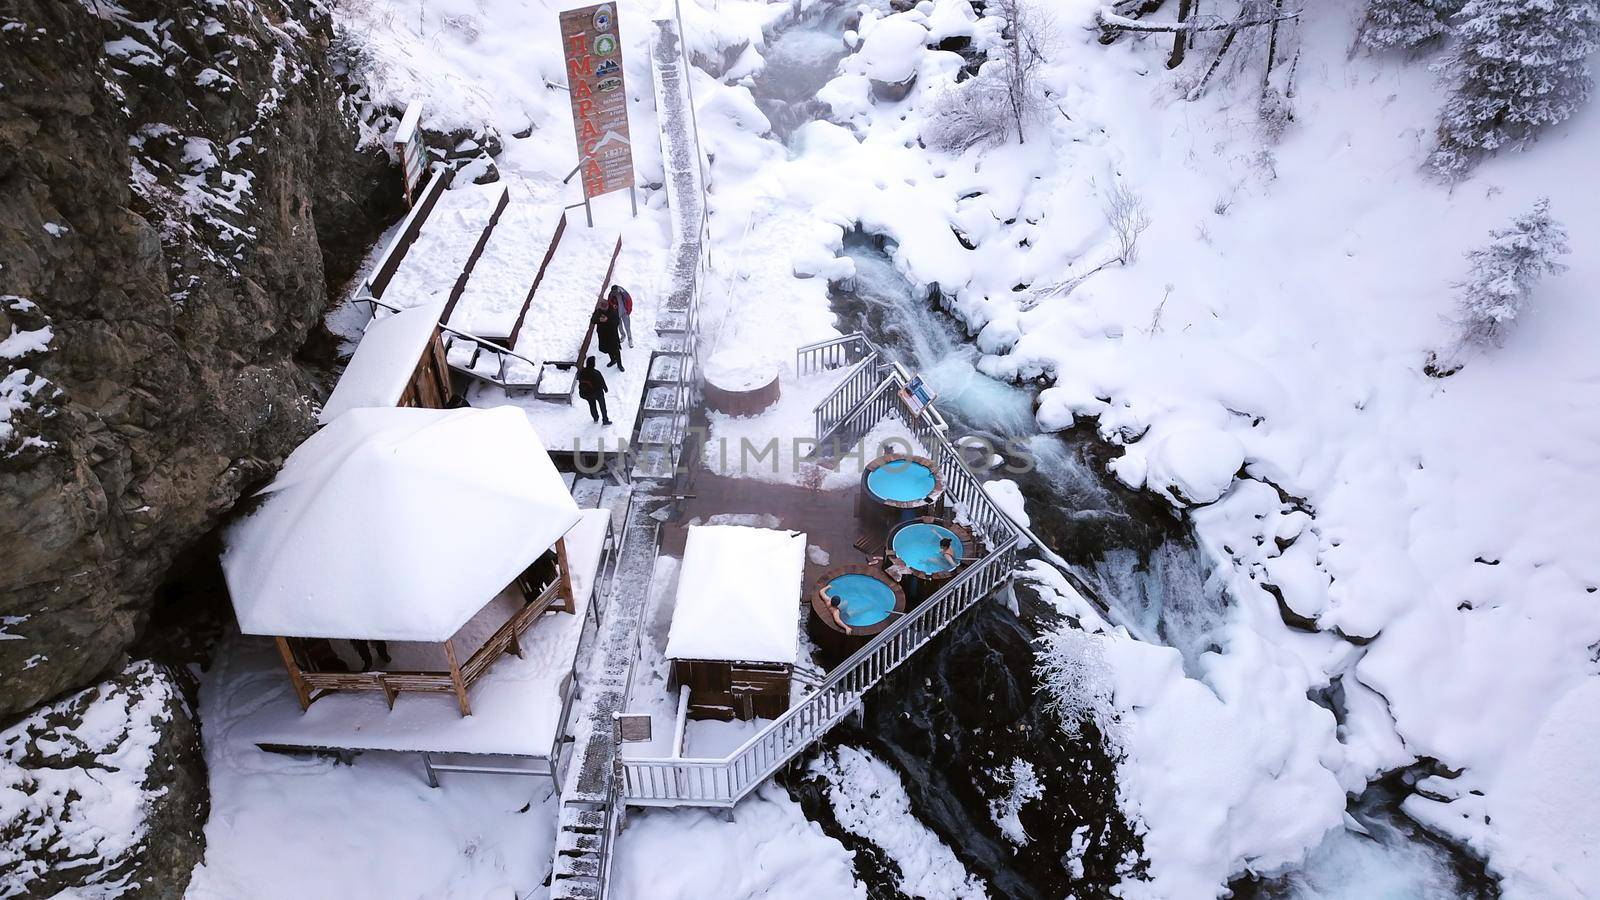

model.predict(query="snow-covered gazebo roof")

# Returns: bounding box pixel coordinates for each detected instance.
[221,405,580,642]
[665,525,806,666]
[318,298,446,425]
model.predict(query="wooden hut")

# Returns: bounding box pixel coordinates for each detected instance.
[664,525,807,721]
[319,297,452,424]
[221,406,582,716]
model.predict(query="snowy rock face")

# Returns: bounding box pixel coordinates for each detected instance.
[0,0,399,715]
[0,660,208,898]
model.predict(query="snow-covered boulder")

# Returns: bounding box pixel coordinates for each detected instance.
[1,660,208,898]
[1141,426,1245,507]
[855,17,928,101]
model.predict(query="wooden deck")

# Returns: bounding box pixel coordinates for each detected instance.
[669,471,876,595]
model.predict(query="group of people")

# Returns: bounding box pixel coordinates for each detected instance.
[576,284,633,425]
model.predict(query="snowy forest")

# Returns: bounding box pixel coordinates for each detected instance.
[2,0,1598,898]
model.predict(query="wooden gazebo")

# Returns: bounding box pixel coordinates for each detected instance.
[222,406,582,716]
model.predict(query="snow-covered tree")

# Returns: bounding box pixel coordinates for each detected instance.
[1429,0,1600,179]
[1360,0,1462,52]
[1033,626,1114,737]
[994,0,1051,144]
[1449,198,1569,351]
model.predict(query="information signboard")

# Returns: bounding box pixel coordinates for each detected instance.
[560,4,635,199]
[898,375,938,418]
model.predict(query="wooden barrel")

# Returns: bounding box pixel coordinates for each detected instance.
[704,356,781,417]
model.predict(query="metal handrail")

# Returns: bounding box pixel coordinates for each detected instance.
[811,355,888,442]
[795,332,882,376]
[359,294,542,387]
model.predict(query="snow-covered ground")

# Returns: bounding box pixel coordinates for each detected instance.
[192,0,1600,896]
[188,645,560,898]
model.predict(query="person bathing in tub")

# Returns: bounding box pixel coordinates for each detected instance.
[937,537,957,569]
[819,586,852,634]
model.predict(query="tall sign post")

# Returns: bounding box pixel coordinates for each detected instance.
[560,3,636,225]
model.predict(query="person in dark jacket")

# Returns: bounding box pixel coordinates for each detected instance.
[591,303,624,370]
[608,284,634,347]
[577,356,611,424]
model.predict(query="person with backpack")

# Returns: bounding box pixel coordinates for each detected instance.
[577,356,612,425]
[608,284,634,347]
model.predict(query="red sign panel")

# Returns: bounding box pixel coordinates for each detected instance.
[560,3,634,199]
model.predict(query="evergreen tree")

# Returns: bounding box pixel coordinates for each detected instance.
[1429,0,1600,178]
[1451,198,1569,349]
[1360,0,1462,52]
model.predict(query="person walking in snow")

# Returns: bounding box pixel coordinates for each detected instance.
[608,284,634,347]
[591,302,624,371]
[577,356,612,425]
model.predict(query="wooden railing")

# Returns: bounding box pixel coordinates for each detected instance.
[461,578,566,683]
[296,576,567,710]
[366,167,452,300]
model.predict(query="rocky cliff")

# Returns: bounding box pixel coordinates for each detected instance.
[0,660,207,898]
[0,0,400,716]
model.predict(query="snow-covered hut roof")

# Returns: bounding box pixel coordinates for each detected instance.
[318,298,446,425]
[665,526,806,666]
[221,406,581,642]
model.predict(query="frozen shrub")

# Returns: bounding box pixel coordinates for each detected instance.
[1257,85,1292,143]
[1104,182,1152,264]
[1429,0,1600,179]
[923,69,1015,151]
[1432,198,1569,372]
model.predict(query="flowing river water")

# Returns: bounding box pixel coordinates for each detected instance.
[747,5,1495,898]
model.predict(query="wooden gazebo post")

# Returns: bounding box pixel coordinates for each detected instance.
[443,639,472,716]
[274,637,312,711]
[554,535,576,613]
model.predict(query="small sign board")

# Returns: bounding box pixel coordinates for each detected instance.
[898,375,938,418]
[394,100,426,207]
[560,3,635,200]
[613,712,653,743]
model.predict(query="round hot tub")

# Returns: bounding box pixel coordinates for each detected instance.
[809,565,907,659]
[887,517,978,604]
[857,453,943,524]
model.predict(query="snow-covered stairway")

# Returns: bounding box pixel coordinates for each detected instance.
[548,485,670,899]
[550,803,609,899]
[626,2,706,484]
[628,347,696,480]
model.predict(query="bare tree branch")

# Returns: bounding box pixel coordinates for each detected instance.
[1094,6,1299,35]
